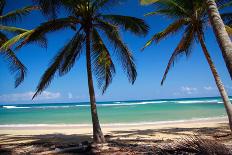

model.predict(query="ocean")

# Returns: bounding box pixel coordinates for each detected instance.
[0,97,231,126]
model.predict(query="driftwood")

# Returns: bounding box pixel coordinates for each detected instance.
[33,142,115,155]
[35,146,86,154]
[34,141,92,155]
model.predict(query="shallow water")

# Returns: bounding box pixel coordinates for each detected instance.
[0,97,230,125]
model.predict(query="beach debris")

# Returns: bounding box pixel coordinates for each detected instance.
[159,136,232,155]
[32,141,92,154]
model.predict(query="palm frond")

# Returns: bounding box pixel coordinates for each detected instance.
[0,6,39,24]
[92,28,115,93]
[101,15,149,36]
[93,0,125,11]
[33,51,65,99]
[140,0,160,5]
[0,31,27,87]
[16,17,80,50]
[97,20,137,84]
[32,0,62,19]
[58,32,85,76]
[161,26,195,85]
[33,33,84,99]
[32,0,78,19]
[0,30,34,51]
[168,0,189,15]
[156,0,190,17]
[0,25,28,34]
[146,9,184,20]
[144,10,163,16]
[144,5,190,17]
[1,49,27,87]
[142,18,188,50]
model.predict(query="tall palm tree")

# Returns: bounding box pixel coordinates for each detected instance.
[142,0,232,131]
[206,0,232,79]
[4,0,148,143]
[140,0,232,78]
[0,0,38,87]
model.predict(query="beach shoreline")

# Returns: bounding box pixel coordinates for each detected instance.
[0,116,227,128]
[0,117,228,134]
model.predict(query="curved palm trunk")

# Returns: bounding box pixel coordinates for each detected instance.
[197,31,232,132]
[206,0,232,79]
[86,29,105,143]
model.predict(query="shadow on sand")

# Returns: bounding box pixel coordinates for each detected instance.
[0,123,231,154]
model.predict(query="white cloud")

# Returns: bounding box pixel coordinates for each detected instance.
[68,93,73,99]
[36,91,61,100]
[203,86,214,91]
[0,91,61,102]
[181,86,198,95]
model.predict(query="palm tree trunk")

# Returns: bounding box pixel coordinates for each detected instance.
[206,0,232,79]
[197,30,232,132]
[85,28,105,143]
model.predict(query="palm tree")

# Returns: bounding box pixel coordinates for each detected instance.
[206,0,232,79]
[142,0,232,131]
[5,0,148,143]
[0,0,38,87]
[140,0,232,78]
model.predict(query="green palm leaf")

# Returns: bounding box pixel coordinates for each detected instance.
[140,0,160,5]
[142,18,188,50]
[16,17,80,50]
[0,32,27,87]
[58,33,85,76]
[0,30,34,51]
[0,25,28,34]
[97,19,137,84]
[2,49,27,87]
[161,26,195,85]
[0,6,39,24]
[32,0,62,19]
[92,28,115,93]
[33,32,85,98]
[93,0,124,11]
[102,14,149,36]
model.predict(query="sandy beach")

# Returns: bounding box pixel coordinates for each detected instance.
[1,118,232,154]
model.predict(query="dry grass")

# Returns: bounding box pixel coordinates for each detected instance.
[159,135,232,155]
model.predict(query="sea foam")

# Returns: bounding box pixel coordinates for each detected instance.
[3,106,30,109]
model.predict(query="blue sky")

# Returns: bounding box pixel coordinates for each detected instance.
[0,0,231,104]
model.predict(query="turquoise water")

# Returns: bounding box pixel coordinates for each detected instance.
[0,97,230,125]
